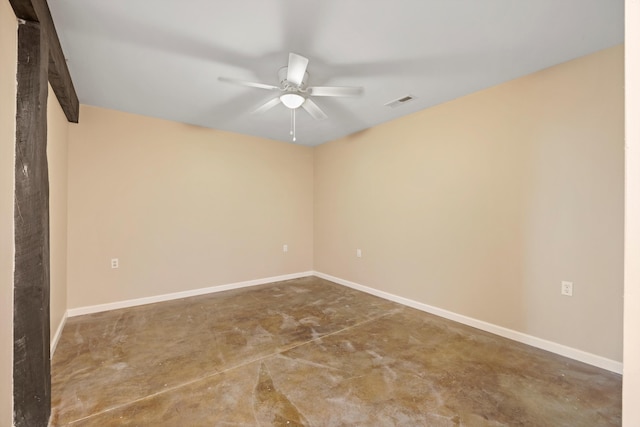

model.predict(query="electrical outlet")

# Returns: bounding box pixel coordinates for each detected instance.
[561,281,573,296]
[111,258,119,269]
[356,249,362,258]
[283,244,288,253]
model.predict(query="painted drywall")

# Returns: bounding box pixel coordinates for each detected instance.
[47,83,68,348]
[66,106,314,308]
[314,45,624,362]
[0,1,16,424]
[624,0,640,424]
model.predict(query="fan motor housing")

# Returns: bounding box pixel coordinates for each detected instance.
[278,67,309,89]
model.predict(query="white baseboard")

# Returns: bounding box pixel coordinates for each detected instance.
[62,269,622,374]
[67,271,314,317]
[313,271,623,374]
[50,310,67,357]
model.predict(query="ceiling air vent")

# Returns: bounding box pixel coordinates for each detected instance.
[384,95,416,108]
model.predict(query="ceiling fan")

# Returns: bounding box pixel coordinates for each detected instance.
[219,52,363,141]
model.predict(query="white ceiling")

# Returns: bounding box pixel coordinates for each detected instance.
[48,0,623,146]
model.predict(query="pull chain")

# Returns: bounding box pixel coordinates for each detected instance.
[290,109,294,137]
[292,108,296,142]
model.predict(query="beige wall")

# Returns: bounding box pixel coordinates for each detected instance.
[624,0,640,424]
[48,84,69,345]
[67,106,314,308]
[0,0,16,424]
[315,45,624,361]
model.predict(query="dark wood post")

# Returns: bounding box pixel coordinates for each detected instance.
[13,19,51,427]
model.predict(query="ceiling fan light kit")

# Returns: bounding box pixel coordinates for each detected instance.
[280,93,305,109]
[219,52,363,142]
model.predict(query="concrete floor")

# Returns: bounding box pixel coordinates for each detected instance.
[51,276,621,426]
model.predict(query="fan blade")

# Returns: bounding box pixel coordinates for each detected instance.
[308,86,363,97]
[219,77,279,91]
[287,53,309,86]
[252,97,282,114]
[302,98,328,120]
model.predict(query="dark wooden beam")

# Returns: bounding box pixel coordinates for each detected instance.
[13,20,51,427]
[9,0,79,123]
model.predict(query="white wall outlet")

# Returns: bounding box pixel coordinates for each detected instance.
[356,248,362,258]
[561,281,573,296]
[283,244,288,253]
[111,258,119,269]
